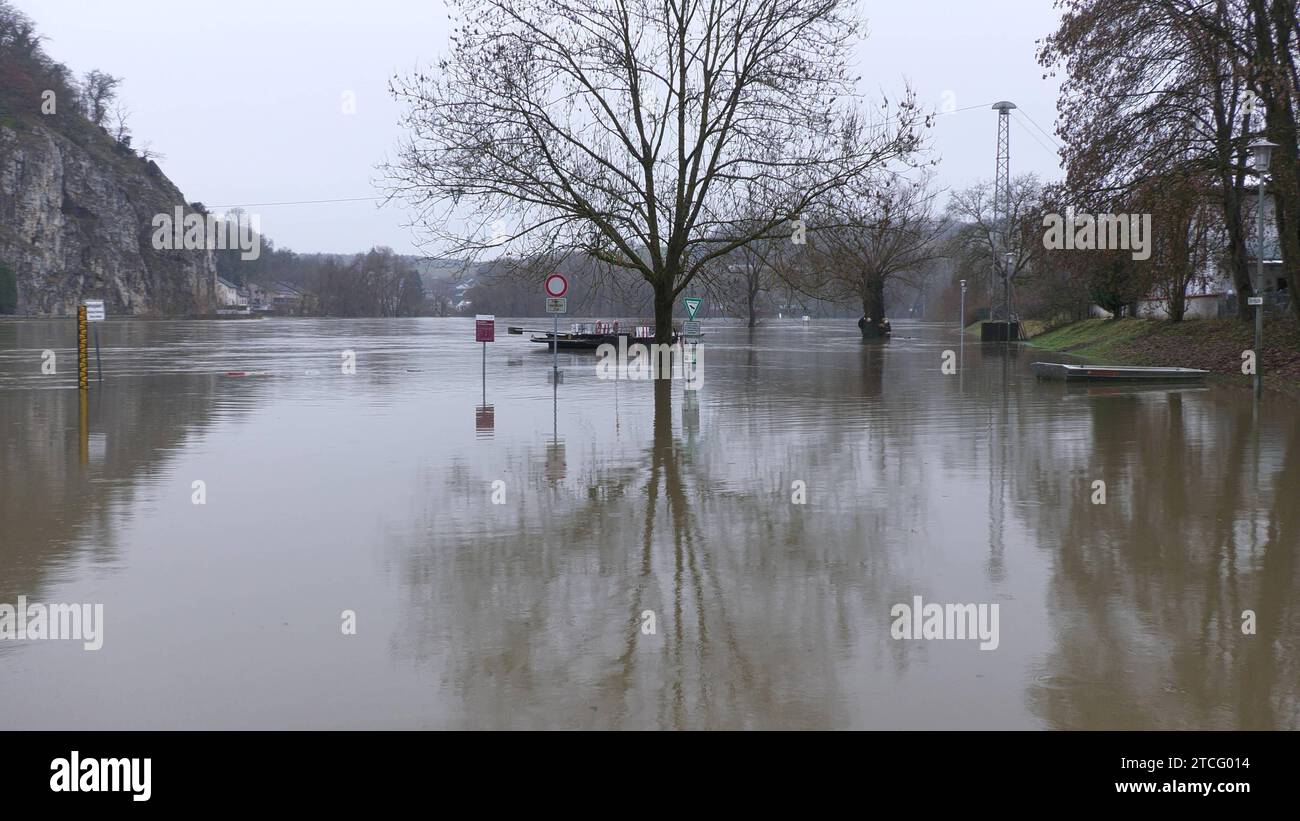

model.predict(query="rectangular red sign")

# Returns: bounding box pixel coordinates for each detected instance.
[475,315,495,342]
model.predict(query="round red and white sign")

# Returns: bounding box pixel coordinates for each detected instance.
[544,273,568,298]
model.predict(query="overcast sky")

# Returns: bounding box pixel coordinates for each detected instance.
[28,0,1066,256]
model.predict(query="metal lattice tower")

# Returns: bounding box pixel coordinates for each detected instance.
[991,101,1016,317]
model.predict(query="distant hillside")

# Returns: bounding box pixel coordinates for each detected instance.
[0,1,216,315]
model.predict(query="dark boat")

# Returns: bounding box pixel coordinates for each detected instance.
[510,322,683,350]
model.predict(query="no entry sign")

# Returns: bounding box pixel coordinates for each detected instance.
[475,314,495,342]
[544,273,568,298]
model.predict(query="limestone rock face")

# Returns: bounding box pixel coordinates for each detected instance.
[0,120,215,316]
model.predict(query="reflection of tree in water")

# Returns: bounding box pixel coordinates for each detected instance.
[1018,391,1300,729]
[392,352,937,728]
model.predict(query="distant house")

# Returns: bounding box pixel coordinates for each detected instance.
[450,276,476,312]
[242,283,268,310]
[267,282,305,315]
[215,276,247,308]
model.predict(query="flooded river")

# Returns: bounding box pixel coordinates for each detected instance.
[0,318,1297,729]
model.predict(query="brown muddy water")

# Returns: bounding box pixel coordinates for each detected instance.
[0,317,1297,729]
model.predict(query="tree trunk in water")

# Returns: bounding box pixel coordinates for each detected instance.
[859,277,886,339]
[653,280,675,345]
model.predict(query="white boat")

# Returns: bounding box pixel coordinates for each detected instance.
[1031,362,1209,382]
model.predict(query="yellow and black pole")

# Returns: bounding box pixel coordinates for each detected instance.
[78,305,89,464]
[77,305,89,391]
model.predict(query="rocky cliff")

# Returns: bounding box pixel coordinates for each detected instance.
[0,117,216,316]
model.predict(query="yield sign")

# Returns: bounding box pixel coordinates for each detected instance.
[683,297,702,320]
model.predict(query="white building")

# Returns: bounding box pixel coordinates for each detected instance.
[215,276,247,308]
[1127,189,1287,319]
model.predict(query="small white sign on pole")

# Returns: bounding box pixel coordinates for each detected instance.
[1247,296,1264,306]
[84,300,105,321]
[546,297,567,314]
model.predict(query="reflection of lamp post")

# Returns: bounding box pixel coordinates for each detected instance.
[1249,137,1277,397]
[959,278,967,331]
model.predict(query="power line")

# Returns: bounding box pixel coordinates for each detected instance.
[1012,112,1058,157]
[940,101,1000,116]
[1016,108,1063,150]
[204,196,385,209]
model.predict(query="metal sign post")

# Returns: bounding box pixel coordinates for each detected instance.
[1255,184,1265,398]
[545,298,566,376]
[1248,138,1277,398]
[476,314,495,403]
[544,275,569,378]
[84,300,105,383]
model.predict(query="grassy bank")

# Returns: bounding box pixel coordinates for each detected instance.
[1028,316,1300,396]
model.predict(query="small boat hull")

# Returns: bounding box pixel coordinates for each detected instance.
[530,333,679,350]
[1031,362,1209,382]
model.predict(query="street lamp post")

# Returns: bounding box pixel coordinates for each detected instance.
[1249,138,1277,398]
[959,279,967,332]
[1003,251,1015,342]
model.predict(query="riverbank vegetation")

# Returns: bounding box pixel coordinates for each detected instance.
[1031,316,1300,394]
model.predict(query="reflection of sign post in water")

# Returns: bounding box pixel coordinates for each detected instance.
[475,404,495,438]
[682,389,700,444]
[79,390,89,464]
[547,378,565,482]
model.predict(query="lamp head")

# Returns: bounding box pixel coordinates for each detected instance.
[1250,138,1279,173]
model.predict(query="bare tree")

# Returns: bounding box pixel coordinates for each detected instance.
[1039,0,1261,318]
[80,69,120,126]
[693,216,789,327]
[799,177,948,337]
[109,103,131,145]
[722,241,780,328]
[946,174,1046,318]
[135,141,164,162]
[385,0,928,342]
[1139,171,1217,321]
[1240,0,1300,321]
